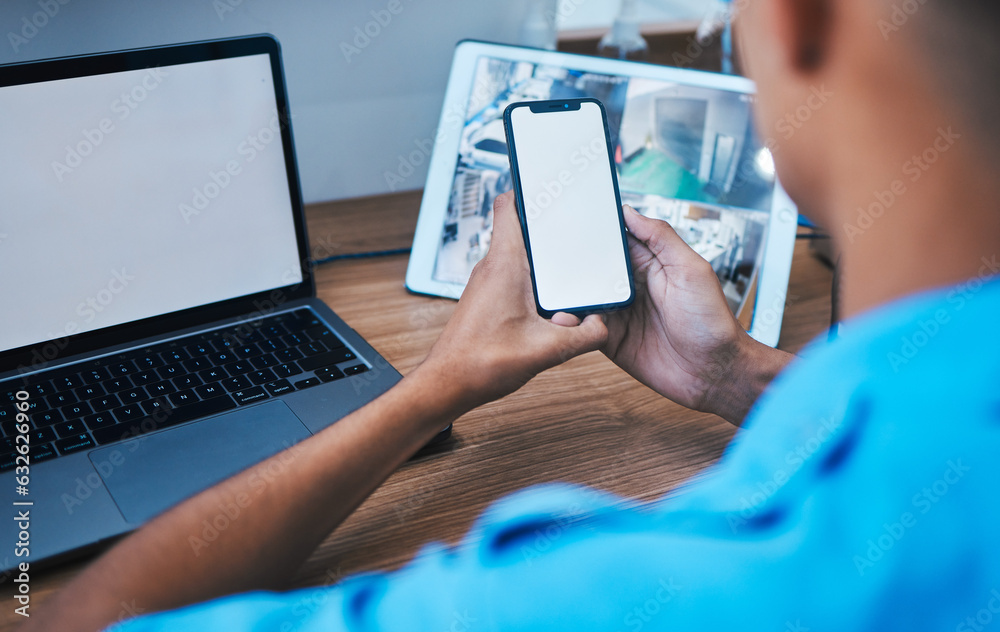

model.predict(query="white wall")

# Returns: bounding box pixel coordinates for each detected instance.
[0,0,533,202]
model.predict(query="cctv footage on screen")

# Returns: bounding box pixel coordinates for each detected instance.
[433,56,777,317]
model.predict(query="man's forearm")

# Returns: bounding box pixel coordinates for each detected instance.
[703,336,794,426]
[22,368,467,632]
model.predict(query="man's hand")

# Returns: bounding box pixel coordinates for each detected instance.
[418,191,608,410]
[603,206,792,425]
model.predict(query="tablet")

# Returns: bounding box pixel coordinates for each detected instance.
[406,40,798,347]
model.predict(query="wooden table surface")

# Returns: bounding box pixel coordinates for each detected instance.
[2,190,832,630]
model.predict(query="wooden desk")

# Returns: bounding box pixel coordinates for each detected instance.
[1,191,831,630]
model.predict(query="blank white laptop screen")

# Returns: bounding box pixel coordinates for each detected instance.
[0,53,303,353]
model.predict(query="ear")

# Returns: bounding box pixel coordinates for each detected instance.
[772,0,834,72]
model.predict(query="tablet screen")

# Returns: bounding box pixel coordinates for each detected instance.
[432,55,776,316]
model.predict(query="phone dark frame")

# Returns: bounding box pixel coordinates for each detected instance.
[503,97,635,319]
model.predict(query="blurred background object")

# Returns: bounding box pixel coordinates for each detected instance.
[598,0,649,61]
[0,0,722,203]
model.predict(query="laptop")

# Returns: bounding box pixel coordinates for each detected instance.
[0,35,440,571]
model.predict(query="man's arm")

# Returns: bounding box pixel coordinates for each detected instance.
[22,369,464,632]
[23,192,608,632]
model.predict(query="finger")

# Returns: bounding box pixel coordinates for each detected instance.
[489,191,525,256]
[551,311,582,327]
[573,314,609,353]
[622,205,699,266]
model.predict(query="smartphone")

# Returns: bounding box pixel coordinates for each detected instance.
[503,98,634,318]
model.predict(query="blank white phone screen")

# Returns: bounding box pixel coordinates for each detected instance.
[509,102,631,313]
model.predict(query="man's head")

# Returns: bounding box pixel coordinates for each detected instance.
[735,0,1000,229]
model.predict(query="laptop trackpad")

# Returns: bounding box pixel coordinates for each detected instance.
[89,400,311,525]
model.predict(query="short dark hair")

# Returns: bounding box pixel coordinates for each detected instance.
[910,2,1000,159]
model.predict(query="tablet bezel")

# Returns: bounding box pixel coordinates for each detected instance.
[406,40,798,347]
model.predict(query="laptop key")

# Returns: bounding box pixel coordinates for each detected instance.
[76,383,106,399]
[224,360,253,375]
[232,387,269,405]
[0,452,18,472]
[31,427,56,443]
[169,390,198,407]
[55,433,96,455]
[84,413,116,430]
[33,410,62,427]
[185,342,212,357]
[344,365,369,376]
[222,376,252,392]
[54,374,84,390]
[147,380,176,397]
[199,367,228,382]
[172,374,202,390]
[92,395,238,445]
[264,380,293,396]
[61,402,92,419]
[273,363,302,379]
[158,363,183,380]
[298,349,357,372]
[133,371,159,385]
[315,366,345,382]
[235,344,259,359]
[183,358,211,372]
[104,377,133,392]
[162,349,188,363]
[257,339,282,354]
[210,351,236,365]
[132,354,164,370]
[141,398,171,416]
[298,341,328,357]
[109,361,137,376]
[33,442,58,463]
[251,354,278,369]
[112,404,143,422]
[82,368,110,384]
[92,394,121,411]
[55,420,87,438]
[46,392,73,408]
[195,383,224,399]
[26,381,53,398]
[276,348,303,362]
[248,369,276,385]
[120,388,146,404]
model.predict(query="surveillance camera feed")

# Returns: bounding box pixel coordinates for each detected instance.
[433,56,777,318]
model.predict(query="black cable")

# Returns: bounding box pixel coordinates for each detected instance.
[310,247,411,267]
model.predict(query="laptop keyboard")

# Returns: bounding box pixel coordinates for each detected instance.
[0,309,370,471]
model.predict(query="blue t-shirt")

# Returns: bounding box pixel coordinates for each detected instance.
[117,277,1000,631]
